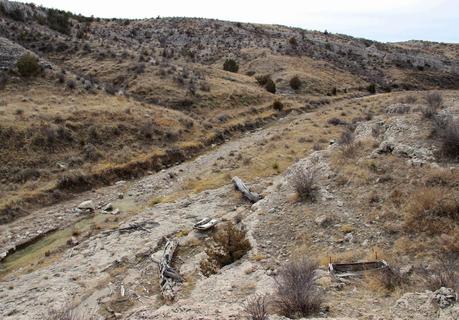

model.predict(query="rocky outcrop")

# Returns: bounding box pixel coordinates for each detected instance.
[391,288,458,320]
[0,37,30,70]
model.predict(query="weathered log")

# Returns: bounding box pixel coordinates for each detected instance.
[232,176,261,203]
[157,239,181,301]
[193,217,218,231]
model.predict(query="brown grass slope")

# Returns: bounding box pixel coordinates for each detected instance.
[0,0,458,223]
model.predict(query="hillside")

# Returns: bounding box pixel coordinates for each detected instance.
[0,1,458,319]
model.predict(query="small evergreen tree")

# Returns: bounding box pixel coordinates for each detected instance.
[223,59,239,73]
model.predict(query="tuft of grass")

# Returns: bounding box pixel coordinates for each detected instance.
[243,294,269,320]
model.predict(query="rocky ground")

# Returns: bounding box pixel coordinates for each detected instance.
[0,91,458,319]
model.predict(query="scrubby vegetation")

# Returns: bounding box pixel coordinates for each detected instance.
[16,53,40,77]
[243,295,269,320]
[274,258,322,318]
[223,59,239,73]
[433,115,459,159]
[291,166,317,201]
[289,76,301,90]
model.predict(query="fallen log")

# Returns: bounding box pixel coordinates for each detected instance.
[157,239,181,301]
[232,176,261,203]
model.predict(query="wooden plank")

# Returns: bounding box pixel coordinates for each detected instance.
[232,176,261,203]
[157,239,181,301]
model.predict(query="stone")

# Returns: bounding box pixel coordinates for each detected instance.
[77,200,94,211]
[431,287,457,309]
[315,215,330,227]
[102,203,113,212]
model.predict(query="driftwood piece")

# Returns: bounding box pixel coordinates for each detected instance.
[193,218,218,231]
[232,176,261,203]
[157,239,181,301]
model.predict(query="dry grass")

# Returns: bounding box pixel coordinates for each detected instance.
[404,187,459,235]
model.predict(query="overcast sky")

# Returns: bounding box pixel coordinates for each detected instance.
[16,0,459,43]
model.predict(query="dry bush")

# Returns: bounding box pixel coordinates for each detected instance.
[422,92,443,118]
[338,128,357,157]
[404,188,459,235]
[256,74,271,86]
[327,117,347,126]
[264,78,276,94]
[289,76,301,90]
[243,294,269,320]
[200,222,251,276]
[434,116,459,160]
[377,266,408,291]
[425,92,443,110]
[16,53,40,77]
[272,100,284,112]
[418,254,458,291]
[274,257,322,318]
[290,166,317,201]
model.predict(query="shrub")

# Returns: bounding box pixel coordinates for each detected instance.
[274,257,322,318]
[243,295,269,320]
[439,118,459,159]
[291,166,317,201]
[338,128,354,146]
[16,54,40,77]
[265,78,276,94]
[272,100,284,111]
[141,121,154,139]
[67,79,76,89]
[367,83,376,94]
[256,74,271,86]
[432,115,459,160]
[289,37,298,46]
[200,222,251,276]
[0,72,8,90]
[289,76,301,90]
[425,92,443,110]
[327,117,346,126]
[82,143,102,161]
[377,266,408,291]
[223,59,239,73]
[338,128,357,157]
[422,92,443,118]
[419,254,458,291]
